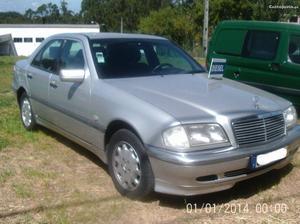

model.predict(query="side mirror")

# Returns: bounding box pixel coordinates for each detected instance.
[60,69,85,82]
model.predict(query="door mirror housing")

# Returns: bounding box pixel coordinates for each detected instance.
[60,69,85,82]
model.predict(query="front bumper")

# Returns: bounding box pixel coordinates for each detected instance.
[146,125,300,196]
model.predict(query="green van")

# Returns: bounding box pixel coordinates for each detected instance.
[207,20,300,108]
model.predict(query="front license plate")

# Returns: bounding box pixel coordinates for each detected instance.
[250,147,287,169]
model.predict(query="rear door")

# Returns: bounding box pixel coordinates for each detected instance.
[27,39,63,121]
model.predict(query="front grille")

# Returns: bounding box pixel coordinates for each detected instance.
[232,113,285,146]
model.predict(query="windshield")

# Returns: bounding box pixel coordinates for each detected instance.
[89,38,205,78]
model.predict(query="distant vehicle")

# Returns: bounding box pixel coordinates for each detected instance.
[0,24,99,56]
[13,33,300,199]
[207,20,300,108]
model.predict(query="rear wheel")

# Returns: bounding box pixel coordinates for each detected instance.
[19,93,37,130]
[107,129,154,199]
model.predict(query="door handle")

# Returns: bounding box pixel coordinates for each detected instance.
[269,63,280,71]
[49,80,58,88]
[233,71,240,78]
[27,73,33,79]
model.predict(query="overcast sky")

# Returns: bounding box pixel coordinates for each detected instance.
[0,0,82,13]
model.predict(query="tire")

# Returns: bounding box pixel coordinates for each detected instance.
[19,92,37,130]
[107,129,154,199]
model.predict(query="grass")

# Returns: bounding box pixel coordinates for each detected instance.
[23,167,57,180]
[12,183,34,199]
[0,57,44,151]
[0,169,14,184]
[0,56,300,224]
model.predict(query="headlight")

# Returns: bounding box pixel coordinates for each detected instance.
[283,106,297,129]
[162,126,190,149]
[162,124,228,150]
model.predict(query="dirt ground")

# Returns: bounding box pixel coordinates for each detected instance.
[0,126,300,224]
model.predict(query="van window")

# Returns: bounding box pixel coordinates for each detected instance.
[242,30,280,60]
[215,29,246,55]
[288,35,300,64]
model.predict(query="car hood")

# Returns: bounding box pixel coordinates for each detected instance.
[104,73,290,121]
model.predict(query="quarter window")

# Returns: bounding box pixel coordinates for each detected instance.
[288,35,300,64]
[31,39,63,73]
[242,30,280,60]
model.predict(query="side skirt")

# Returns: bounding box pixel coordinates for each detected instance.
[36,116,108,164]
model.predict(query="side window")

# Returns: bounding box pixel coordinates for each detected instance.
[288,35,300,64]
[242,30,280,60]
[215,29,246,55]
[32,39,63,73]
[154,44,193,71]
[60,40,85,70]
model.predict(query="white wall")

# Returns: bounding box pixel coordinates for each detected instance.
[0,26,99,56]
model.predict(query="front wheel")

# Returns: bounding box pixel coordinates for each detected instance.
[107,129,154,199]
[19,93,37,130]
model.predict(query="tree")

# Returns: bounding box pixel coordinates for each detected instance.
[139,6,196,49]
[22,1,83,24]
[0,11,29,23]
[209,0,254,27]
[81,0,172,32]
[251,0,300,21]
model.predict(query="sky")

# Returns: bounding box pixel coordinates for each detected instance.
[0,0,82,13]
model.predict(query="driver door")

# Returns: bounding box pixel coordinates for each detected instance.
[48,39,95,144]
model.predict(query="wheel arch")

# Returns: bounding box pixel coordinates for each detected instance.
[104,120,144,150]
[16,87,27,106]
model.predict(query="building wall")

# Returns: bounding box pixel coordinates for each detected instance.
[0,25,99,56]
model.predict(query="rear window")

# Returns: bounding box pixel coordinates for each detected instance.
[215,29,246,56]
[242,30,280,60]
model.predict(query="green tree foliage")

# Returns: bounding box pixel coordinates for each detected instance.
[251,0,300,21]
[81,0,172,32]
[139,6,197,49]
[0,12,30,23]
[209,0,253,26]
[0,1,82,24]
[139,0,300,51]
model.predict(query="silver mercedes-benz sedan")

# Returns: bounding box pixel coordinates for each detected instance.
[12,33,300,199]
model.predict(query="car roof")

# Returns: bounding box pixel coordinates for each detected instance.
[219,20,300,31]
[51,32,167,40]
